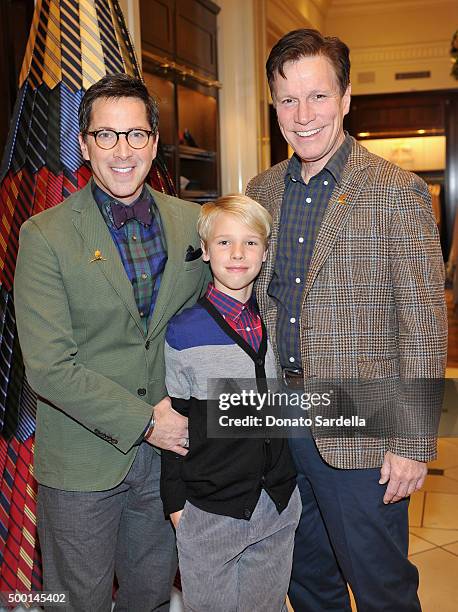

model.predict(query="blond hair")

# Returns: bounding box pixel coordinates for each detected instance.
[197,194,272,246]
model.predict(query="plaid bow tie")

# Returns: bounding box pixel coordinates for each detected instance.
[111,198,152,229]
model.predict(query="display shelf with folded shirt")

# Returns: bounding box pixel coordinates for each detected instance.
[140,0,221,204]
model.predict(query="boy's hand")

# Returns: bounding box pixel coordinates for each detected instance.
[170,510,183,529]
[145,397,189,456]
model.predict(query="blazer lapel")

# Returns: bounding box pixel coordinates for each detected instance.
[303,142,371,299]
[146,189,183,339]
[71,184,143,333]
[256,180,284,317]
[255,177,285,366]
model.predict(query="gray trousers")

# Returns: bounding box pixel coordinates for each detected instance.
[37,444,177,612]
[176,487,301,612]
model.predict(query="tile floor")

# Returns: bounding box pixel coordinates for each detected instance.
[406,436,458,612]
[286,436,458,612]
[7,437,458,612]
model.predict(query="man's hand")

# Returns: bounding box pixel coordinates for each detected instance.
[170,510,183,529]
[145,397,189,456]
[379,451,427,504]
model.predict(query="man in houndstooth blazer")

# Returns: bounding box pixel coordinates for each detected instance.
[247,29,447,611]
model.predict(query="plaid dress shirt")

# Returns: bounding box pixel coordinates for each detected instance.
[92,182,167,333]
[268,134,352,368]
[247,136,447,468]
[206,283,262,351]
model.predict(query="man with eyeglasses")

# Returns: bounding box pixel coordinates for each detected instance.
[14,74,208,611]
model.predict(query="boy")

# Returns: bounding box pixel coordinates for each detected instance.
[161,194,301,611]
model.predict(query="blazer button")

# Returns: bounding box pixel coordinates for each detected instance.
[264,438,271,445]
[145,340,151,350]
[256,358,264,366]
[137,388,146,396]
[244,509,251,519]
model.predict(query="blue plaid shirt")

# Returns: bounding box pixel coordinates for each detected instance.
[268,134,352,368]
[92,182,167,334]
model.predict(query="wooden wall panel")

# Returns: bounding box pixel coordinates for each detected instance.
[176,0,218,77]
[346,89,458,258]
[140,0,175,58]
[347,91,446,136]
[269,103,287,166]
[141,0,220,202]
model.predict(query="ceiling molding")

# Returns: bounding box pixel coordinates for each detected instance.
[350,40,449,66]
[328,0,456,16]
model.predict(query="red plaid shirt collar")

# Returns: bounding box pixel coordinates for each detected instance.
[205,283,257,320]
[205,283,262,351]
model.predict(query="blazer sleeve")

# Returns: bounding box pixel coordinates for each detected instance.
[14,219,152,453]
[388,173,447,461]
[160,328,192,516]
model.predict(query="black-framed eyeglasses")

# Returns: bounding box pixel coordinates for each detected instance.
[86,129,154,150]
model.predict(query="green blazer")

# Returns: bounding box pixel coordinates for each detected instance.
[14,183,208,491]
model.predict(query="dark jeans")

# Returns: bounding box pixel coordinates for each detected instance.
[289,436,421,612]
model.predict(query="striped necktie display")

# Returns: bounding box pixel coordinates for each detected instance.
[0,0,176,591]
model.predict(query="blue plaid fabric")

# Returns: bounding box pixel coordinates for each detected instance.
[92,182,167,333]
[268,135,352,368]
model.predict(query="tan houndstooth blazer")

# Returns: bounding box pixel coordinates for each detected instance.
[247,137,448,469]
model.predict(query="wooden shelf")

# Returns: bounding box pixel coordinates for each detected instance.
[162,143,176,154]
[181,190,219,203]
[141,1,220,201]
[179,145,216,160]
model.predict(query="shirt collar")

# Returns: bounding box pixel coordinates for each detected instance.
[205,283,258,321]
[325,132,352,185]
[285,131,352,187]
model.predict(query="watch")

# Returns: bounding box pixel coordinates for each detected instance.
[144,411,155,439]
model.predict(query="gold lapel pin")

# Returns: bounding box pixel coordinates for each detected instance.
[90,250,107,263]
[337,194,348,204]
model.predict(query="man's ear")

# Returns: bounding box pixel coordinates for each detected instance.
[201,239,210,262]
[342,83,351,117]
[79,133,90,162]
[151,132,159,161]
[262,245,268,263]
